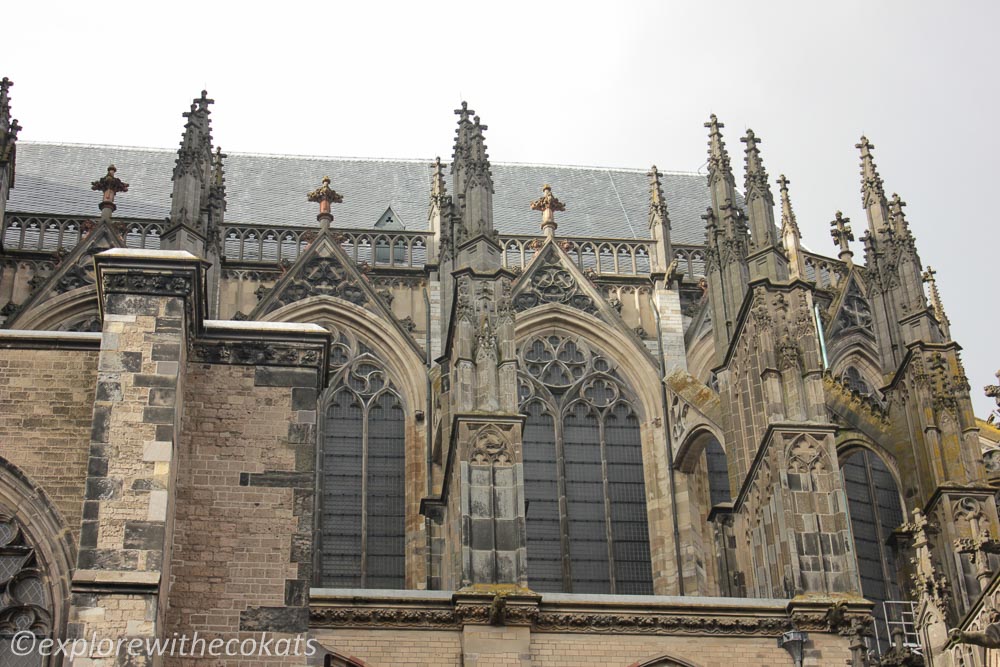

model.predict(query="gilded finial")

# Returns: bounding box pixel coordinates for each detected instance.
[91,164,129,214]
[830,211,854,265]
[307,176,344,223]
[530,184,565,239]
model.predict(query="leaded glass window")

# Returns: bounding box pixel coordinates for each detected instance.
[842,449,905,650]
[0,515,51,667]
[319,338,406,589]
[518,335,654,594]
[704,437,731,507]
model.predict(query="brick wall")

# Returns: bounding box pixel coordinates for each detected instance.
[0,347,97,538]
[165,362,317,665]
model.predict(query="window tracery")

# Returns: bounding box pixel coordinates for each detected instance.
[319,329,405,589]
[0,514,50,667]
[517,335,653,594]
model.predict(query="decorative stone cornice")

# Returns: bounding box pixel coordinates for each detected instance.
[101,272,193,297]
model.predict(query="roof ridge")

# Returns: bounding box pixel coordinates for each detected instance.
[20,141,702,176]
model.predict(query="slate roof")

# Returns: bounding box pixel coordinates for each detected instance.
[7,142,713,244]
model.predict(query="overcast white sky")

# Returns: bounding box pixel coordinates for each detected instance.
[6,0,998,417]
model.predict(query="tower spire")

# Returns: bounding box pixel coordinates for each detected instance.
[740,128,786,281]
[830,211,855,265]
[777,175,806,280]
[856,136,892,244]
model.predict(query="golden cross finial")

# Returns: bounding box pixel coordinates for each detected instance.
[307,175,344,221]
[91,164,129,212]
[530,184,566,239]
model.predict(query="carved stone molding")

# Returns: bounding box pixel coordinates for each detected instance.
[532,612,790,636]
[191,340,323,368]
[101,272,193,297]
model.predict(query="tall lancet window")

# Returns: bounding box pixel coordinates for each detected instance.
[0,515,52,667]
[319,330,406,589]
[518,335,654,594]
[841,448,905,649]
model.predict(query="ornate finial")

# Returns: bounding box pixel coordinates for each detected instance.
[196,90,213,112]
[777,175,800,233]
[741,129,771,201]
[91,164,129,213]
[0,77,19,169]
[922,266,951,330]
[530,184,565,239]
[705,114,733,183]
[212,146,227,186]
[856,135,886,207]
[888,192,911,238]
[830,211,854,263]
[430,156,448,203]
[307,176,344,223]
[647,165,670,221]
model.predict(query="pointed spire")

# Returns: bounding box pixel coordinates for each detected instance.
[857,135,886,209]
[705,114,734,186]
[777,175,807,280]
[530,184,565,239]
[450,101,494,243]
[430,156,447,203]
[889,192,913,239]
[830,211,855,265]
[922,266,951,336]
[91,165,129,219]
[741,129,772,203]
[307,176,344,228]
[777,175,799,236]
[173,91,214,182]
[648,165,670,227]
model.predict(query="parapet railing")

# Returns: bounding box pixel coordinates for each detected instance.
[3,214,844,284]
[499,234,655,276]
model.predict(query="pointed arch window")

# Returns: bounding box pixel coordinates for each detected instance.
[518,335,653,594]
[841,448,905,651]
[0,514,51,666]
[319,332,406,589]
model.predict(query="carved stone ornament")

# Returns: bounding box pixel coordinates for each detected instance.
[513,252,598,315]
[470,427,513,465]
[101,272,193,296]
[191,341,322,368]
[309,604,795,636]
[265,255,368,313]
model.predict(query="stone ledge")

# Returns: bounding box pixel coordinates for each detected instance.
[0,329,102,349]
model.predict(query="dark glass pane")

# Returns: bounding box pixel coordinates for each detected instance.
[564,403,611,593]
[366,392,406,588]
[843,450,904,609]
[605,404,654,595]
[704,437,731,506]
[321,389,364,587]
[522,402,563,592]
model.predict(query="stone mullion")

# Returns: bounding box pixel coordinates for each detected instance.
[360,397,370,588]
[553,405,573,593]
[597,413,616,594]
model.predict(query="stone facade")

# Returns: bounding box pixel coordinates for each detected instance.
[0,77,996,666]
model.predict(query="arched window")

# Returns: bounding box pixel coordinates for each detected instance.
[518,335,653,594]
[319,334,406,590]
[841,366,872,397]
[0,514,52,666]
[841,448,905,650]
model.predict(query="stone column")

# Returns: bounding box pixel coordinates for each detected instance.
[69,248,206,665]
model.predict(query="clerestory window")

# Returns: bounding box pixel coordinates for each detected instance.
[518,335,654,594]
[318,336,406,589]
